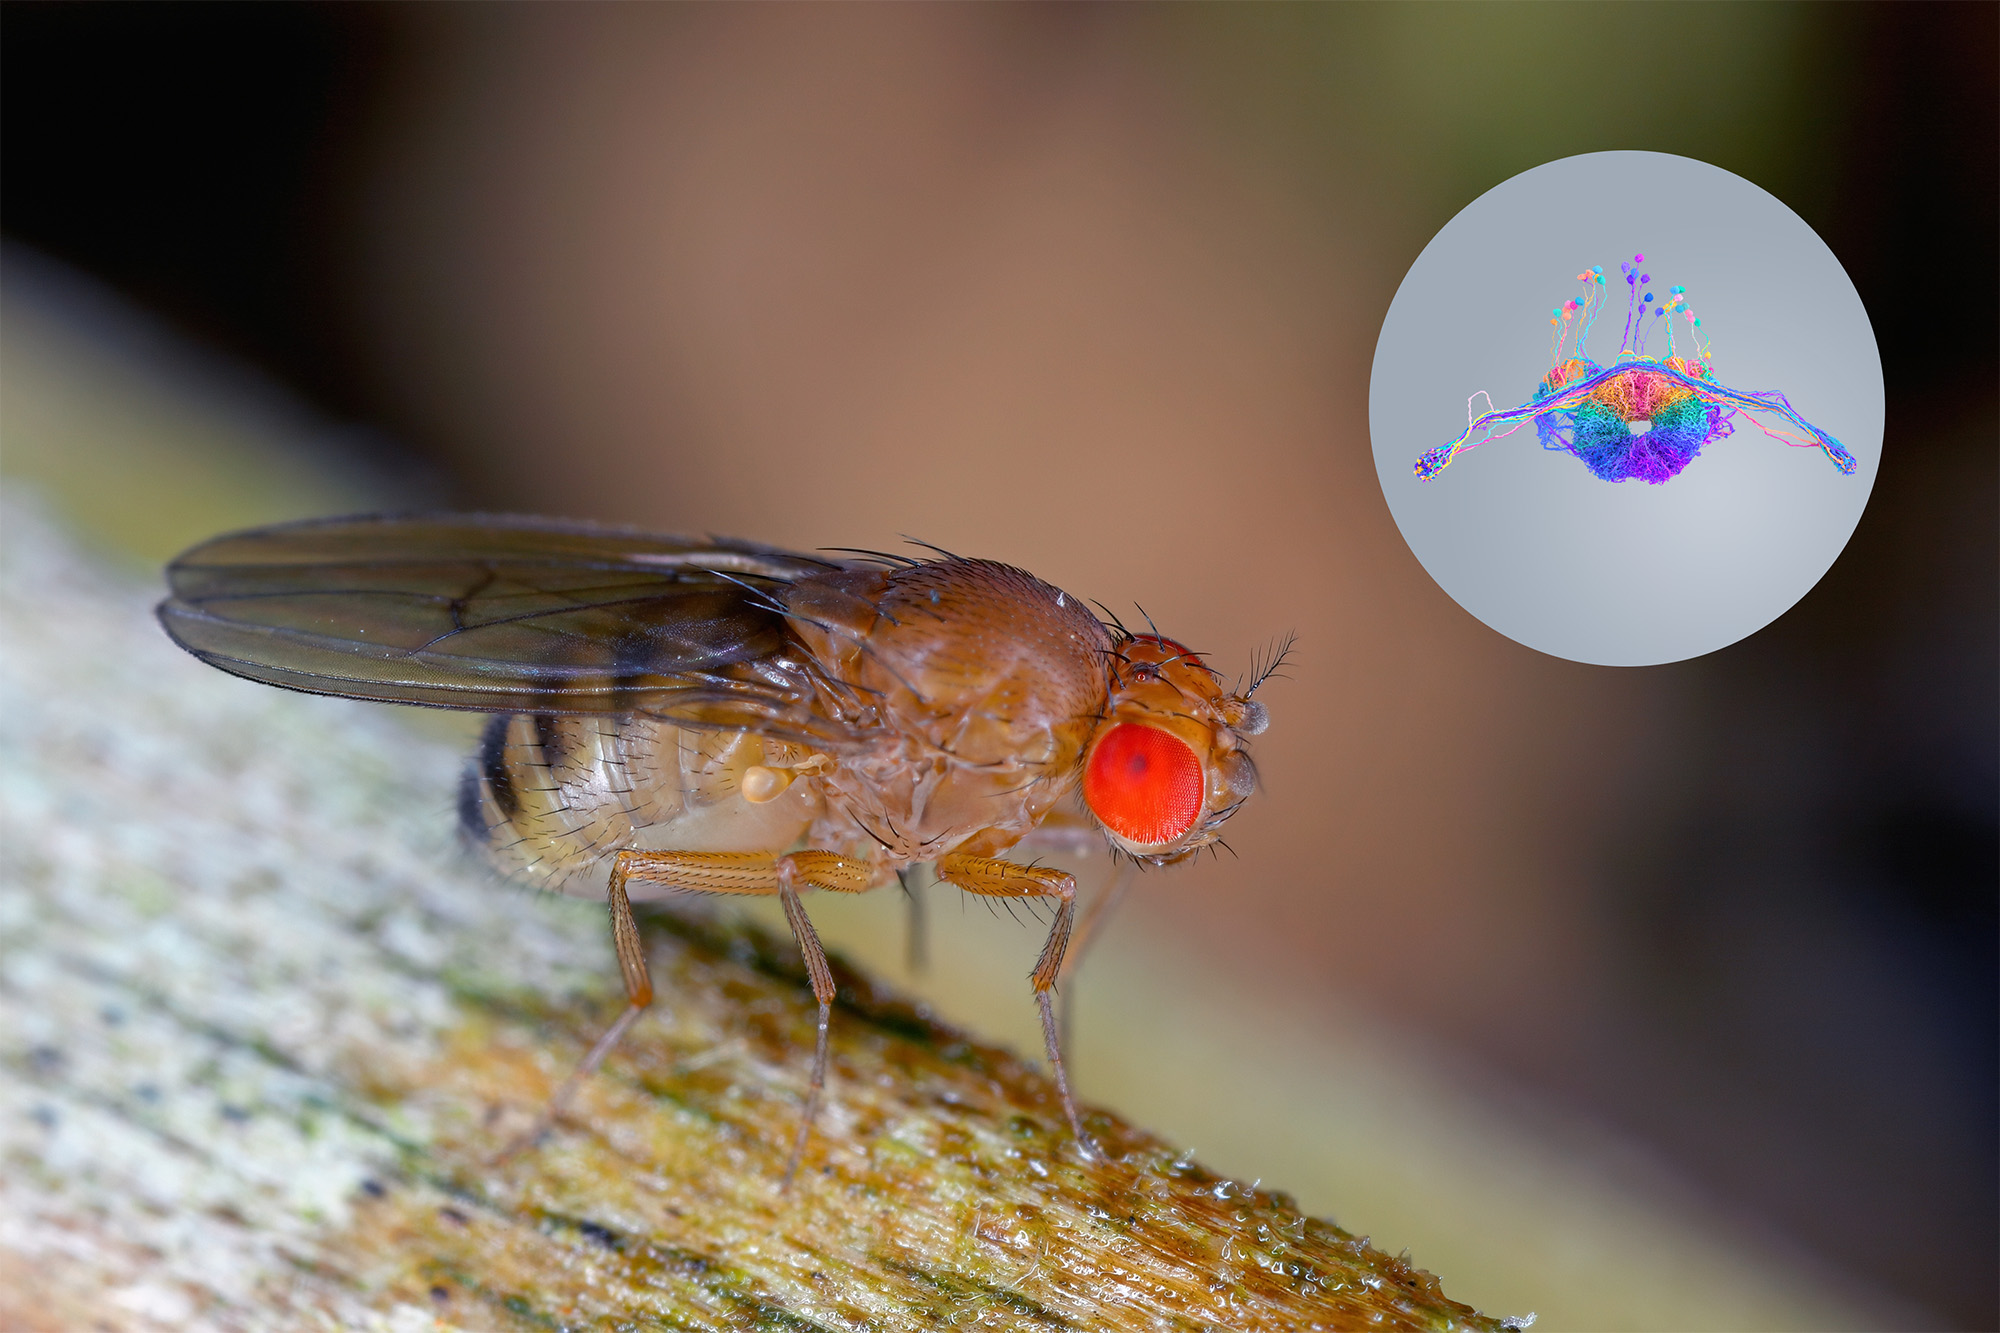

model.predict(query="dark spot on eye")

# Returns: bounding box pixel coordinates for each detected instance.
[439,1206,469,1225]
[430,1285,451,1304]
[360,1178,387,1198]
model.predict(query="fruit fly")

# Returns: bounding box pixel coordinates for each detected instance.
[157,514,1280,1177]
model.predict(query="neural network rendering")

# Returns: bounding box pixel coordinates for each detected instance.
[1414,255,1857,485]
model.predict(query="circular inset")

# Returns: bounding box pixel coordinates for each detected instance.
[1370,151,1882,666]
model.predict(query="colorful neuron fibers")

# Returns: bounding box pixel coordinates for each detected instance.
[1414,255,1858,485]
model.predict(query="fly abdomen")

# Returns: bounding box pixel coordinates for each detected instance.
[463,713,519,826]
[458,713,825,897]
[459,713,646,895]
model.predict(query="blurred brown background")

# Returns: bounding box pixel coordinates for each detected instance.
[4,3,1993,1327]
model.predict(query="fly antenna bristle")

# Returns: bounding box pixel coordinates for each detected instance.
[1245,633,1297,697]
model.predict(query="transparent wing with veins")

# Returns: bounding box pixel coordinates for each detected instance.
[157,512,883,749]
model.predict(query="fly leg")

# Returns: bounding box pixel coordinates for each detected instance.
[494,847,871,1183]
[1058,857,1135,1059]
[492,856,653,1162]
[899,868,928,975]
[932,851,1097,1160]
[774,858,838,1189]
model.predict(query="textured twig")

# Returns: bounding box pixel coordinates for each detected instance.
[0,504,1509,1330]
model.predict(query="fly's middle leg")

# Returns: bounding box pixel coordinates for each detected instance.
[932,850,1097,1161]
[898,868,928,975]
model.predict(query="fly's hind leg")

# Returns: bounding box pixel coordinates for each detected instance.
[492,859,654,1163]
[933,849,1097,1160]
[493,847,871,1182]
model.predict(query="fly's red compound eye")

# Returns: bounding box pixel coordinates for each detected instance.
[1084,723,1205,847]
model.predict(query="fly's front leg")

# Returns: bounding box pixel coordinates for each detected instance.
[1062,858,1134,986]
[1058,857,1135,1059]
[494,847,870,1180]
[932,849,1097,1160]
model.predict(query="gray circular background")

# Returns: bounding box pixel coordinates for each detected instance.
[1369,151,1882,667]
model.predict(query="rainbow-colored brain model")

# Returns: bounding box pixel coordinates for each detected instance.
[1415,254,1857,485]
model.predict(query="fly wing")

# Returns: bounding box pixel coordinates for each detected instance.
[158,513,879,746]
